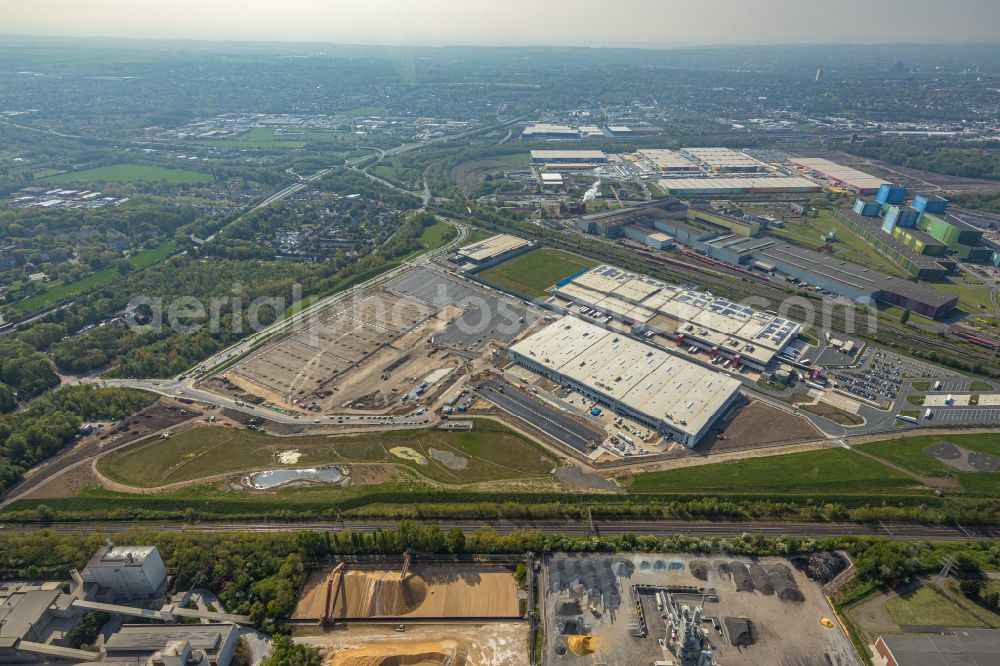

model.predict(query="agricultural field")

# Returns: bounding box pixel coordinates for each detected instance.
[46,164,212,184]
[98,419,556,488]
[628,447,924,496]
[10,240,178,313]
[478,248,597,297]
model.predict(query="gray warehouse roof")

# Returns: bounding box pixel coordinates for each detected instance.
[879,629,1000,666]
[756,243,957,308]
[105,624,236,652]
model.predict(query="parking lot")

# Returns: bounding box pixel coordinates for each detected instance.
[924,406,1000,425]
[225,290,433,407]
[478,379,603,454]
[830,349,903,405]
[388,268,539,353]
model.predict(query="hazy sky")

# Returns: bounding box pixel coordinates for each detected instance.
[6,0,1000,46]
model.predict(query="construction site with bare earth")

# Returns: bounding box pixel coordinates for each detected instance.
[288,553,528,666]
[282,548,857,666]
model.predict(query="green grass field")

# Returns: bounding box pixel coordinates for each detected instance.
[769,210,907,278]
[858,432,1000,494]
[98,419,555,488]
[629,448,924,496]
[418,220,454,251]
[340,105,384,117]
[478,248,598,297]
[10,240,177,314]
[885,585,984,627]
[46,164,211,185]
[931,273,999,314]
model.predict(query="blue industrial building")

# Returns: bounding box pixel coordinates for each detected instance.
[876,184,907,205]
[881,205,920,232]
[913,193,949,214]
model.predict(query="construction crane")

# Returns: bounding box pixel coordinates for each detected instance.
[320,562,347,626]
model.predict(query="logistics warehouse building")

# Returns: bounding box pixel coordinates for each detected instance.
[508,316,742,447]
[786,157,888,194]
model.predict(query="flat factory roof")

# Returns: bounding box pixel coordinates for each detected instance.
[509,315,741,438]
[787,157,888,191]
[105,624,235,652]
[681,147,764,169]
[522,123,578,136]
[637,149,695,169]
[456,234,532,262]
[553,264,800,366]
[659,176,820,192]
[879,629,1000,666]
[88,545,158,568]
[530,149,608,161]
[756,243,957,307]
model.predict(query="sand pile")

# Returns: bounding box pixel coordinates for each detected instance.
[567,635,598,656]
[329,640,462,666]
[334,654,448,666]
[295,567,518,620]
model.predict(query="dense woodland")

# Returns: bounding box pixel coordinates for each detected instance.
[842,139,1000,181]
[0,385,156,493]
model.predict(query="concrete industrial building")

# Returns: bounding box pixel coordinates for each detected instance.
[637,149,696,172]
[687,207,763,236]
[754,243,958,319]
[549,264,802,372]
[680,148,766,172]
[521,123,581,139]
[623,224,674,249]
[104,625,238,666]
[576,199,688,238]
[508,315,742,446]
[658,176,821,196]
[454,234,537,268]
[787,157,888,194]
[529,150,608,167]
[82,544,167,601]
[874,629,1000,666]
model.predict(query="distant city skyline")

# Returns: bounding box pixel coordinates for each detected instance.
[5,0,1000,47]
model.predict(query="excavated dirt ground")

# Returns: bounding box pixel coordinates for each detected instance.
[294,566,519,620]
[297,623,527,666]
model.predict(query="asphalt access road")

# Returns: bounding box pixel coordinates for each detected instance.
[9,520,997,542]
[478,379,602,453]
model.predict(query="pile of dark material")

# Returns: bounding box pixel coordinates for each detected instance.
[556,600,582,616]
[765,563,805,602]
[747,562,774,596]
[791,552,848,585]
[729,562,754,592]
[690,560,710,581]
[724,617,755,646]
[556,617,585,635]
[548,556,626,610]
